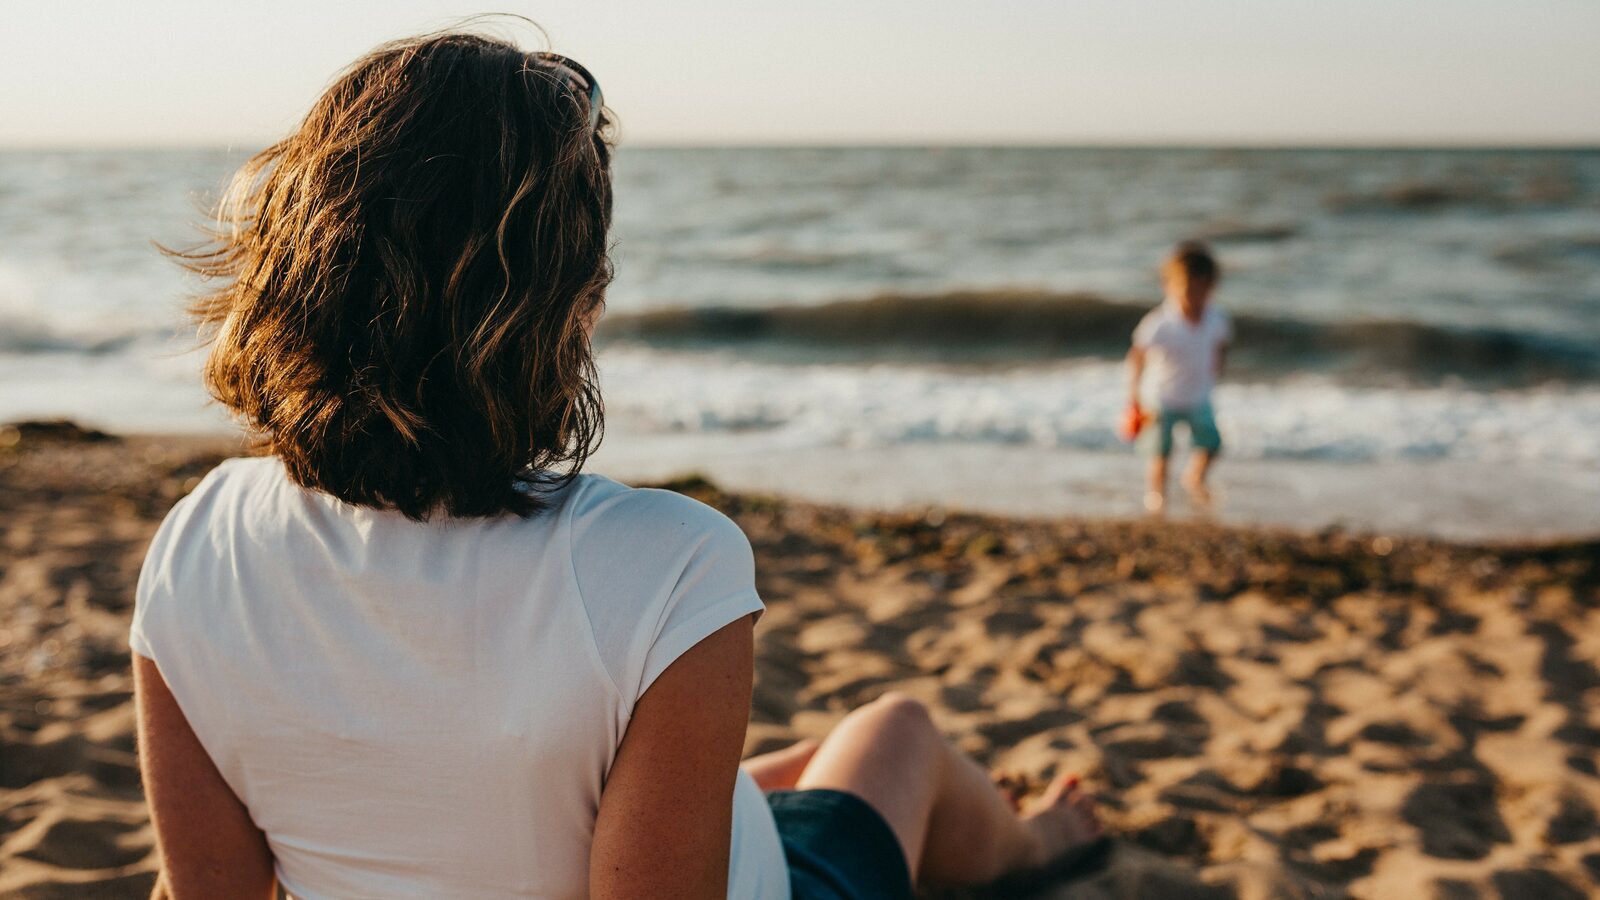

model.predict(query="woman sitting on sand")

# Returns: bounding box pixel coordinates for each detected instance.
[132,28,1100,899]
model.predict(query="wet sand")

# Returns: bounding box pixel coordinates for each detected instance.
[2,424,1598,898]
[589,426,1600,544]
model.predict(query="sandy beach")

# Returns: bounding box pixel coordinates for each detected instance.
[2,422,1597,898]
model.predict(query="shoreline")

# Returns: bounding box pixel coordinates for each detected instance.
[591,426,1600,545]
[11,418,1594,545]
[3,427,1599,897]
[8,421,1596,548]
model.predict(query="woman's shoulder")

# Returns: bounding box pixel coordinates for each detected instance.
[181,454,284,501]
[566,474,746,547]
[151,456,278,532]
[132,456,284,657]
[564,474,762,706]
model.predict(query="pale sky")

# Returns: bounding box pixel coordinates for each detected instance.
[3,1,1598,147]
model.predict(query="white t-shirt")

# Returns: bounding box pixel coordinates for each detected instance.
[131,457,789,900]
[1132,300,1232,410]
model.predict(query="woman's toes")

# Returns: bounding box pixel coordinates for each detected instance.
[991,771,1029,811]
[1038,771,1081,806]
[1059,788,1102,840]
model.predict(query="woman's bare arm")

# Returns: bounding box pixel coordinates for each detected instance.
[590,616,755,900]
[134,654,276,900]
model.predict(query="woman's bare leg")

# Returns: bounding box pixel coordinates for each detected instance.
[742,738,820,792]
[793,693,1101,887]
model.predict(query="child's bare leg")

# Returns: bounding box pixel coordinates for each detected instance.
[742,738,820,792]
[1182,450,1214,504]
[1145,456,1168,513]
[794,693,1100,887]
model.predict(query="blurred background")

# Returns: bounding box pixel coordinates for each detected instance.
[3,1,1599,538]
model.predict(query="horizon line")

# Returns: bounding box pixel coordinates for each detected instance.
[3,137,1600,152]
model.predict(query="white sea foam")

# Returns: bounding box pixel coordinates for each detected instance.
[598,346,1600,467]
[18,338,1596,472]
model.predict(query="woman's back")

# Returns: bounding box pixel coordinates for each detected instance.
[130,28,1101,900]
[133,457,785,898]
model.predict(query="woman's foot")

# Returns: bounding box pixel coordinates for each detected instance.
[1020,773,1104,869]
[992,771,1030,811]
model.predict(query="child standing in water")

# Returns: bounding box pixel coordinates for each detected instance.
[1126,242,1231,513]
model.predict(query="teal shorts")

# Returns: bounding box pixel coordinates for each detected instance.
[768,788,913,900]
[1139,403,1222,458]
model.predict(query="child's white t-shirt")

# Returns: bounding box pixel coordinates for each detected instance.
[131,457,789,900]
[1132,301,1232,410]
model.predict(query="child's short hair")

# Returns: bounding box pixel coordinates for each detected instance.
[1163,241,1220,286]
[172,29,614,520]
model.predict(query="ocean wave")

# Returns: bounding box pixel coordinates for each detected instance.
[0,311,145,355]
[597,291,1600,387]
[1322,172,1584,213]
[597,347,1600,467]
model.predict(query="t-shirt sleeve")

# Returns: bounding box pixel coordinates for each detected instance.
[570,484,765,710]
[129,472,216,661]
[1132,310,1163,348]
[129,560,159,660]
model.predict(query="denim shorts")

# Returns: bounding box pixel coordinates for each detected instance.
[1139,402,1222,457]
[766,789,914,900]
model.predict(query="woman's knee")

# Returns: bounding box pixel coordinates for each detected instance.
[806,692,942,778]
[850,692,936,743]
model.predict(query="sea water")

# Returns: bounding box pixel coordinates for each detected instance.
[3,147,1598,533]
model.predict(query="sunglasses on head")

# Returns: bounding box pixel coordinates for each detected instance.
[532,52,603,133]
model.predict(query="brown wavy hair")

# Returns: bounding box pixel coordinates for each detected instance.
[172,29,614,519]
